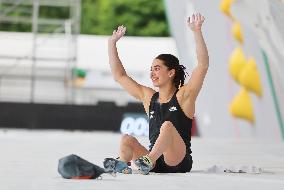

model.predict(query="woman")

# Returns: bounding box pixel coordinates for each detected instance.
[104,13,209,175]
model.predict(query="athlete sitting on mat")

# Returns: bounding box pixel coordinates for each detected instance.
[104,13,209,175]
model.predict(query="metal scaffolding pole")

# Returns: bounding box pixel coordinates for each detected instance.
[31,0,39,102]
[0,0,81,104]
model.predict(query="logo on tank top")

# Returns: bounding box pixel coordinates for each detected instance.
[169,106,177,112]
[149,111,154,119]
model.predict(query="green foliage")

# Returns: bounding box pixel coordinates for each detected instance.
[81,0,169,36]
[0,4,32,32]
[0,0,170,36]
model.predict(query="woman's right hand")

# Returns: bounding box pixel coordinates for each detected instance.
[109,25,126,43]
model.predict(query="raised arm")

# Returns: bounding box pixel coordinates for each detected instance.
[108,26,155,113]
[183,13,209,102]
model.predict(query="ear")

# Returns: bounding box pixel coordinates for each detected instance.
[168,69,175,78]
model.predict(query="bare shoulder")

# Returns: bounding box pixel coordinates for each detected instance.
[141,87,156,115]
[176,86,195,119]
[176,86,186,102]
[142,86,156,101]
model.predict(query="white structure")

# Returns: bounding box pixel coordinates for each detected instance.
[0,0,81,103]
[0,32,177,105]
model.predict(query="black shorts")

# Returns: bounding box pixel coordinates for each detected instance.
[150,154,193,173]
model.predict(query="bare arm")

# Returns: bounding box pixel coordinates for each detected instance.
[183,13,209,101]
[108,26,127,82]
[108,26,155,113]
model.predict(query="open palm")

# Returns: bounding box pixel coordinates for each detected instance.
[109,25,126,43]
[187,13,205,31]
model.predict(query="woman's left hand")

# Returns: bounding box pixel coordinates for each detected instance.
[187,13,205,32]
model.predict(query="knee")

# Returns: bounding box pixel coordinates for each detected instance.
[121,134,137,146]
[160,121,174,133]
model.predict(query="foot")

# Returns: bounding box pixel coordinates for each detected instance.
[134,155,153,175]
[103,158,132,174]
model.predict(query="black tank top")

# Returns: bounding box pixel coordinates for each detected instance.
[148,90,193,154]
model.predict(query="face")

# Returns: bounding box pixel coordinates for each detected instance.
[150,59,175,87]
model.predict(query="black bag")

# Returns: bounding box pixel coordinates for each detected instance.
[58,154,111,179]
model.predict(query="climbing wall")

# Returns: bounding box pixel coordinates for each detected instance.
[165,0,283,139]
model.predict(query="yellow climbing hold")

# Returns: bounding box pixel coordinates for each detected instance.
[229,47,246,83]
[232,21,244,44]
[239,58,262,97]
[220,0,235,17]
[230,88,254,123]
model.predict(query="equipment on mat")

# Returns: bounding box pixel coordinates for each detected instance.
[103,158,132,174]
[134,155,153,175]
[58,154,115,179]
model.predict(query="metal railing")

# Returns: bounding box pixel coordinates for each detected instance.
[0,0,81,104]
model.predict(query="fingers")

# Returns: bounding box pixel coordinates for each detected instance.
[192,14,195,23]
[188,13,205,23]
[121,25,126,34]
[115,25,126,35]
[118,25,126,32]
[197,13,205,22]
[195,13,201,22]
[187,13,205,31]
[118,25,123,32]
[198,13,202,21]
[187,14,194,24]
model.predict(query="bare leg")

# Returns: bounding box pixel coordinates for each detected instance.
[148,121,186,166]
[119,134,149,163]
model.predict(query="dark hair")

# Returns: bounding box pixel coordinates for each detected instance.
[155,54,187,89]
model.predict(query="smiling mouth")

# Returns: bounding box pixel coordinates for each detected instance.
[151,77,158,82]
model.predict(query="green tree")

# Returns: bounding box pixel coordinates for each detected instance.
[0,0,170,36]
[81,0,170,36]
